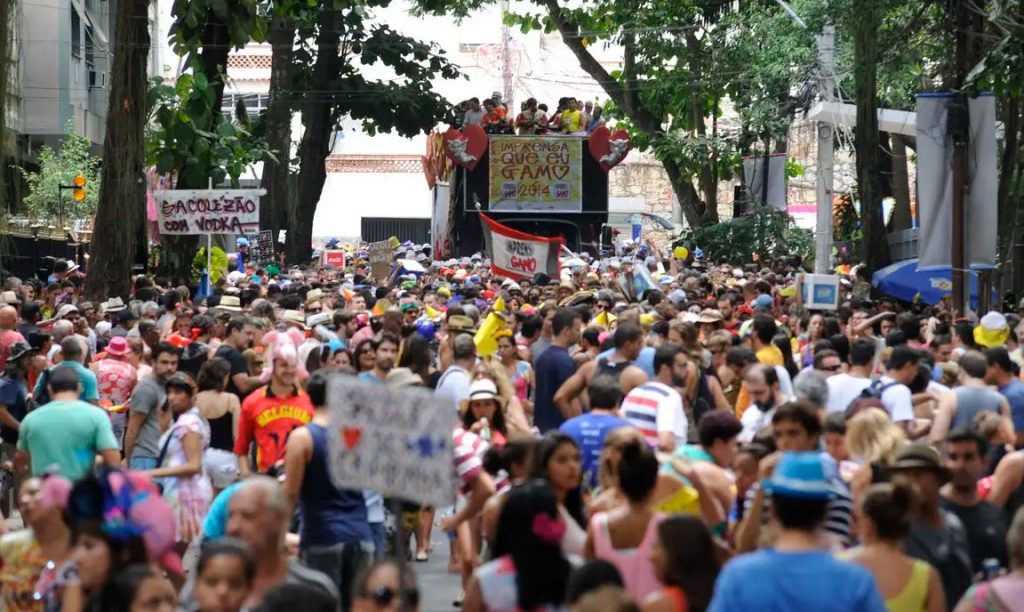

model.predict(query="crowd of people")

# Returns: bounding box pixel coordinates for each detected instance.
[455,92,605,136]
[2,238,1024,611]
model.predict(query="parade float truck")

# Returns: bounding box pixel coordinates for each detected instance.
[430,125,631,259]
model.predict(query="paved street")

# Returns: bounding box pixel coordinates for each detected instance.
[415,527,462,611]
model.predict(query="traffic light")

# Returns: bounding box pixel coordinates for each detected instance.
[72,175,86,202]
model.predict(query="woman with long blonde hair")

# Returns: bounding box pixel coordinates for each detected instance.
[846,408,908,503]
[588,426,646,515]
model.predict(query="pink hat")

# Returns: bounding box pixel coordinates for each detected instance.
[106,336,130,357]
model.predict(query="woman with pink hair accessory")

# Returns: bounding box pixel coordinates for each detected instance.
[0,472,73,610]
[61,468,182,610]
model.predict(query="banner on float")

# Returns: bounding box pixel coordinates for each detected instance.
[480,212,562,281]
[432,182,453,258]
[488,136,582,213]
[916,93,997,271]
[326,375,457,507]
[154,189,264,235]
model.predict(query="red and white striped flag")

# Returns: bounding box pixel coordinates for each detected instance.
[479,212,562,281]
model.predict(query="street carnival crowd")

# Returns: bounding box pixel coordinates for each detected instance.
[2,237,1024,612]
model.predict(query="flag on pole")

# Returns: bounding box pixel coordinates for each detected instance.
[479,212,562,281]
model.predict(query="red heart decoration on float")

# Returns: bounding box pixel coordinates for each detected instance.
[341,426,363,450]
[588,126,632,172]
[443,124,488,171]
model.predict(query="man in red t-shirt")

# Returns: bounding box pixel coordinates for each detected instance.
[234,338,313,477]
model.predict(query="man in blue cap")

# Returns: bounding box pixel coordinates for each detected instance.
[709,452,884,611]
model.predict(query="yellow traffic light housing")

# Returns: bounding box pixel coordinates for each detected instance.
[72,175,86,201]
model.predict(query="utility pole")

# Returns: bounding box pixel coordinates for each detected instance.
[949,99,969,314]
[950,0,971,315]
[500,0,513,105]
[814,26,835,274]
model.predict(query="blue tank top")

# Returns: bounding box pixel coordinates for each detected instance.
[299,423,372,546]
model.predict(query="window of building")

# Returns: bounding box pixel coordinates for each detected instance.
[71,9,81,58]
[85,29,94,66]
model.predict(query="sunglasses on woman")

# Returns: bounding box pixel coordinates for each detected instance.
[370,586,420,608]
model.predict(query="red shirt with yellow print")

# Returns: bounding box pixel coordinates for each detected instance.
[234,385,314,472]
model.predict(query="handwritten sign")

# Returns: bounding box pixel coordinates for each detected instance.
[154,189,264,235]
[245,230,275,265]
[368,240,393,280]
[488,136,582,213]
[326,374,457,507]
[322,250,346,268]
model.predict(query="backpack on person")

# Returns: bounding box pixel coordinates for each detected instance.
[845,379,899,418]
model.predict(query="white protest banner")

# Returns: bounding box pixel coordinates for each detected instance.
[154,189,265,235]
[480,212,562,281]
[326,374,457,507]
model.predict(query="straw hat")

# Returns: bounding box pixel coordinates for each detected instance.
[697,309,724,324]
[281,310,308,329]
[0,291,20,305]
[103,297,127,313]
[386,367,424,387]
[218,295,243,312]
[306,288,325,305]
[447,315,478,334]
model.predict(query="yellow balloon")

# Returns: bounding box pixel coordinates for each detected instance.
[673,246,689,260]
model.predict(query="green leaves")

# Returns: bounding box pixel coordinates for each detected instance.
[17,120,103,222]
[146,61,275,187]
[680,206,814,266]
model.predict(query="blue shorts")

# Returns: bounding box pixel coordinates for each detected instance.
[129,456,159,471]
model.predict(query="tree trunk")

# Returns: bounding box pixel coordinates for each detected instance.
[259,14,295,239]
[853,0,890,271]
[289,9,343,264]
[889,134,913,231]
[85,0,150,300]
[162,19,233,284]
[998,95,1021,293]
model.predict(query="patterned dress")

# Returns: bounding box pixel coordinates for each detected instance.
[156,407,213,543]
